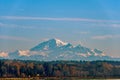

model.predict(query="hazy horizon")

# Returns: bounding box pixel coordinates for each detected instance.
[0,0,120,57]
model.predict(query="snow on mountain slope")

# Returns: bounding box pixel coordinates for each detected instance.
[30,39,68,51]
[55,38,68,46]
[0,38,119,61]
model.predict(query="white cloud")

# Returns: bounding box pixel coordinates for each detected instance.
[111,24,120,28]
[1,18,120,30]
[0,52,8,57]
[0,22,35,29]
[78,31,89,34]
[0,35,33,42]
[91,23,120,28]
[18,50,48,57]
[0,22,5,26]
[1,16,120,23]
[19,50,30,56]
[92,35,120,40]
[0,22,15,28]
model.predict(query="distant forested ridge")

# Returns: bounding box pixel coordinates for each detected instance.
[0,59,120,78]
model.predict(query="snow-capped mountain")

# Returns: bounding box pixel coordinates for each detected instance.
[30,38,68,51]
[0,38,119,61]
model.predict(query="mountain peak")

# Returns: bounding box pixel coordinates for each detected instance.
[48,38,67,46]
[30,38,68,51]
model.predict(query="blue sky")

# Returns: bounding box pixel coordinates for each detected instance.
[0,0,120,57]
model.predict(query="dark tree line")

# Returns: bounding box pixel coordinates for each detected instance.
[0,59,120,78]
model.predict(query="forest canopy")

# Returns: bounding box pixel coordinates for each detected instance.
[0,59,120,78]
